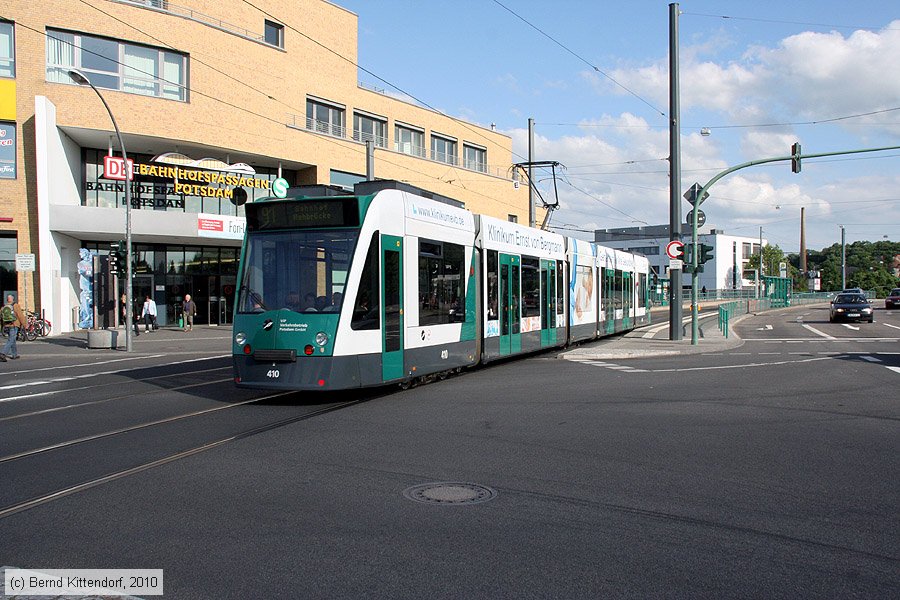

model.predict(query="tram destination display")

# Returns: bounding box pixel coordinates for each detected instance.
[246,198,360,231]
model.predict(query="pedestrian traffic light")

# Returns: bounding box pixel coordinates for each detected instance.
[791,142,801,173]
[699,243,714,265]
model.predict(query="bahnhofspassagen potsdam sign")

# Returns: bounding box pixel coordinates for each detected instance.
[91,161,274,205]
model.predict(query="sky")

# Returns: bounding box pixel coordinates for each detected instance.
[335,0,900,253]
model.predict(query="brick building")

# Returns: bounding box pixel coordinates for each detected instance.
[0,0,529,332]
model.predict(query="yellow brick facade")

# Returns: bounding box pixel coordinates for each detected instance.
[0,0,531,315]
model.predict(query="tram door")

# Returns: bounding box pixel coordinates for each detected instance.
[381,234,404,382]
[622,271,632,329]
[602,268,615,334]
[499,254,521,355]
[540,259,556,347]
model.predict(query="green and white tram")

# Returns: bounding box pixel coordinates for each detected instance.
[232,181,650,390]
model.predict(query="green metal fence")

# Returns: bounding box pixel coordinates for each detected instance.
[717,292,834,338]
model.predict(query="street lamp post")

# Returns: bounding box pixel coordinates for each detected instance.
[68,69,133,352]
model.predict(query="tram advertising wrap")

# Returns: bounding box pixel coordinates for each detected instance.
[232,181,649,390]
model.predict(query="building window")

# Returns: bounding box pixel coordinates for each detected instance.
[395,124,425,158]
[306,98,345,137]
[46,29,187,101]
[418,239,466,325]
[0,22,14,78]
[508,214,518,223]
[330,169,364,191]
[353,112,387,148]
[463,144,486,173]
[431,134,457,166]
[264,20,284,48]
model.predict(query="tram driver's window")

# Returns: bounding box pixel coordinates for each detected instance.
[351,232,380,330]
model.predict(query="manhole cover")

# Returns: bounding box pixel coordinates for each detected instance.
[403,482,498,505]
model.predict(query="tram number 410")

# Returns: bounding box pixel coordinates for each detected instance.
[266,369,280,379]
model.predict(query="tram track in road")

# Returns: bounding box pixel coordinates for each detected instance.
[0,365,233,422]
[0,391,374,520]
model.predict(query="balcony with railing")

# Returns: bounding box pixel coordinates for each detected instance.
[394,140,427,159]
[464,158,487,173]
[431,149,458,167]
[286,114,347,139]
[353,130,388,148]
[116,0,269,44]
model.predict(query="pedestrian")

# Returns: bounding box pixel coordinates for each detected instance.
[141,295,158,332]
[120,292,127,328]
[182,294,197,331]
[0,294,26,361]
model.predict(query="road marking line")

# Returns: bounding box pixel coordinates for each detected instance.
[0,354,230,397]
[842,324,860,331]
[802,324,835,339]
[882,323,900,330]
[860,356,882,363]
[651,355,835,373]
[887,367,900,375]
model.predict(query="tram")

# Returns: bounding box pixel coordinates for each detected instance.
[232,181,650,390]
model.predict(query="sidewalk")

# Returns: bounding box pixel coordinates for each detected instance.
[559,304,743,361]
[14,325,234,360]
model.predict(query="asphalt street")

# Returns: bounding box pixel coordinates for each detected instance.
[0,304,897,599]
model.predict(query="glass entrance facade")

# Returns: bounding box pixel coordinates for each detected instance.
[82,241,239,326]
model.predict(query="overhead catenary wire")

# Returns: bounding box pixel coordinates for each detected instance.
[489,0,666,119]
[12,9,529,214]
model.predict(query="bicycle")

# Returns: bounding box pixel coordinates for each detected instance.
[26,310,51,337]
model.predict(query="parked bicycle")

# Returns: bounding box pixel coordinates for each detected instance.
[1,310,51,341]
[27,310,52,337]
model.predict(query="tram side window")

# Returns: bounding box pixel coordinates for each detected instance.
[419,239,465,325]
[601,268,613,315]
[638,273,647,308]
[556,260,565,319]
[486,250,498,320]
[614,269,624,310]
[351,232,380,330]
[521,257,540,318]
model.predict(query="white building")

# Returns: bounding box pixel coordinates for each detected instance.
[594,225,767,291]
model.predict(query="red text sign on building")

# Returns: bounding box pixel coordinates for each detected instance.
[103,155,135,181]
[198,218,224,232]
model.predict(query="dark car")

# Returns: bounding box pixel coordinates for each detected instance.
[830,293,874,323]
[886,288,900,309]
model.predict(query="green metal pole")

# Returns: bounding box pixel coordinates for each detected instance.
[688,144,900,344]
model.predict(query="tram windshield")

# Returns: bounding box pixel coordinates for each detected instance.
[237,229,359,314]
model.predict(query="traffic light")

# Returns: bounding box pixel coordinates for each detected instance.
[109,240,126,276]
[699,243,714,265]
[683,243,694,262]
[791,142,801,173]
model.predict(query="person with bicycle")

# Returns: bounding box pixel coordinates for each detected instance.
[0,294,26,361]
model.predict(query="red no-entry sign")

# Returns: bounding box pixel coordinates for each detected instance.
[665,240,684,259]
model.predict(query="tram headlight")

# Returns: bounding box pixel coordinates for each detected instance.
[235,332,247,345]
[315,332,329,346]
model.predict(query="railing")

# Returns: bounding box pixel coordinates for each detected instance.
[286,113,519,179]
[285,115,348,139]
[117,0,267,43]
[717,292,833,338]
[352,130,388,148]
[394,141,427,158]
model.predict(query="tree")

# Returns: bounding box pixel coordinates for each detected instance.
[804,240,900,296]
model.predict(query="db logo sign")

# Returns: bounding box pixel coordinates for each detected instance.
[103,155,135,181]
